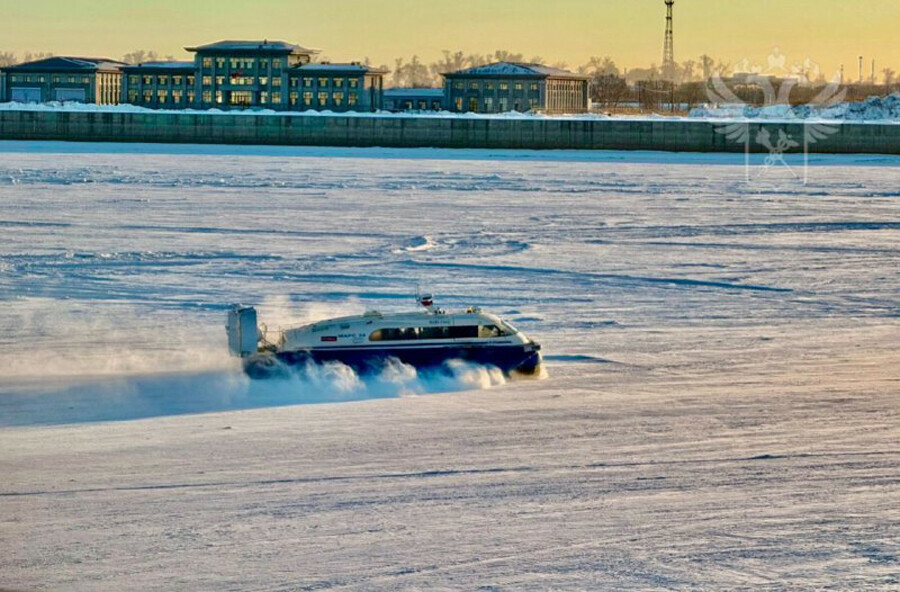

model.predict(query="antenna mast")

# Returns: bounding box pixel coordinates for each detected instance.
[662,0,676,82]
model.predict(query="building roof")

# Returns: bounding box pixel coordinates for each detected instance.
[293,62,388,75]
[3,56,125,72]
[384,88,445,97]
[185,40,319,55]
[442,61,588,80]
[122,61,195,72]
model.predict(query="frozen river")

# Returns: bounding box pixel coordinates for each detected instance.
[0,142,898,590]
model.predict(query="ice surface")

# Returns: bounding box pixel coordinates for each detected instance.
[0,141,898,590]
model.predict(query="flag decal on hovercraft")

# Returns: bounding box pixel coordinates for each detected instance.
[321,336,338,342]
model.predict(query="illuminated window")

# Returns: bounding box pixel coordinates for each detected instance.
[202,76,212,86]
[453,81,463,90]
[289,91,298,105]
[318,77,329,87]
[157,89,168,102]
[129,75,139,85]
[514,82,523,91]
[333,91,344,105]
[173,89,183,102]
[202,90,212,103]
[304,78,312,87]
[469,81,479,90]
[484,97,493,111]
[334,78,344,87]
[349,78,359,88]
[303,91,313,106]
[348,92,357,106]
[215,76,224,85]
[260,91,269,104]
[215,90,222,104]
[173,75,182,85]
[259,76,268,85]
[215,57,225,69]
[159,75,168,85]
[317,91,328,106]
[187,90,195,103]
[187,75,195,85]
[272,77,281,87]
[530,83,539,91]
[128,89,138,102]
[142,89,152,102]
[499,82,509,90]
[485,82,495,90]
[202,57,212,68]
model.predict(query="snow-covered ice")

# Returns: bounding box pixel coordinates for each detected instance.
[0,141,898,590]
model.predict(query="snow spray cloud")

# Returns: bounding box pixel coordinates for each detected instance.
[0,357,507,427]
[0,298,237,383]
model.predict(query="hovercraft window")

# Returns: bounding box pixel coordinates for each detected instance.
[369,325,481,341]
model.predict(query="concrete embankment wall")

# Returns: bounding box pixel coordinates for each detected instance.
[2,110,900,153]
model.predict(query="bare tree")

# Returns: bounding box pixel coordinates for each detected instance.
[883,68,896,87]
[699,54,715,80]
[22,51,52,63]
[121,50,175,65]
[0,51,17,67]
[591,74,628,108]
[579,56,619,77]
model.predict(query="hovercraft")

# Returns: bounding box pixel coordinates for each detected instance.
[227,294,542,379]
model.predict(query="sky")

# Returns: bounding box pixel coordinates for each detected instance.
[2,0,899,77]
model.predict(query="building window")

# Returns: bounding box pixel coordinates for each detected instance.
[187,90,195,103]
[349,78,359,89]
[187,75,195,86]
[499,82,509,90]
[272,58,283,70]
[216,57,225,69]
[129,75,139,86]
[260,91,269,104]
[173,75,182,85]
[157,89,168,102]
[469,81,479,90]
[334,78,344,87]
[173,89,183,102]
[272,77,281,87]
[215,90,222,104]
[259,76,268,85]
[318,77,329,87]
[530,83,539,91]
[202,76,212,86]
[303,91,313,106]
[128,89,139,102]
[455,97,463,110]
[348,92,358,106]
[484,97,493,111]
[82,76,90,84]
[260,58,269,69]
[143,89,153,103]
[486,82,495,90]
[215,76,224,85]
[202,90,212,103]
[304,78,312,87]
[272,92,281,104]
[202,57,212,69]
[317,91,328,106]
[289,91,299,106]
[514,82,523,91]
[453,81,463,89]
[499,97,508,111]
[159,75,168,85]
[529,98,539,110]
[333,91,344,105]
[231,91,252,106]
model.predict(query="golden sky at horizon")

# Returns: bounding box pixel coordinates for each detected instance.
[2,0,899,77]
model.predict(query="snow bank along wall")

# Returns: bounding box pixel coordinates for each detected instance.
[2,110,900,153]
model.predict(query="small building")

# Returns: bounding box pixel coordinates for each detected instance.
[287,63,387,112]
[1,56,124,105]
[383,88,445,112]
[121,61,196,110]
[443,62,590,114]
